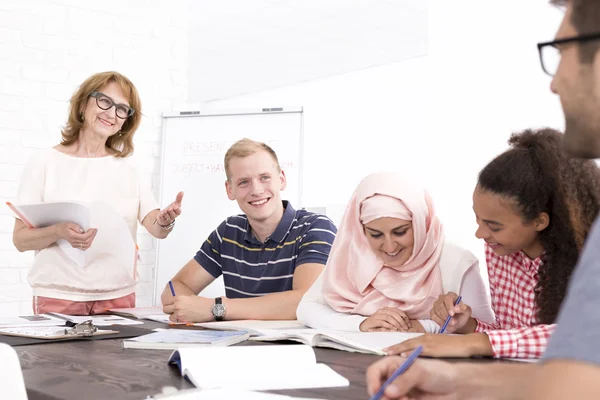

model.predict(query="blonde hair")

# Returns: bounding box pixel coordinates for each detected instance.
[61,71,142,158]
[224,138,281,181]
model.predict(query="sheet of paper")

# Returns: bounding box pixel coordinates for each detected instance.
[109,307,164,319]
[47,313,143,326]
[0,315,66,328]
[0,326,68,338]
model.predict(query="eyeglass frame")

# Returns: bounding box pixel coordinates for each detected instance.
[89,91,135,119]
[537,32,600,76]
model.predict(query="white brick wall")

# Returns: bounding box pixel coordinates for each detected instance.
[0,0,189,315]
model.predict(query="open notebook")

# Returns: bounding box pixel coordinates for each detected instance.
[168,345,349,391]
[249,329,422,355]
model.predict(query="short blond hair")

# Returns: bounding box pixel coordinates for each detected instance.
[61,71,142,158]
[224,138,281,181]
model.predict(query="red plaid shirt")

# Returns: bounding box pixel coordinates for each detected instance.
[474,244,555,359]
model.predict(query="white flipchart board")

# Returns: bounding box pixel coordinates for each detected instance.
[153,108,304,305]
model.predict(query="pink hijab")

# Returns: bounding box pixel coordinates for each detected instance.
[322,172,444,318]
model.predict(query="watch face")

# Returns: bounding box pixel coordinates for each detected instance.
[212,303,226,317]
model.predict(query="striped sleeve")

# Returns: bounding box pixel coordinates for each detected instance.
[194,220,226,278]
[296,215,337,266]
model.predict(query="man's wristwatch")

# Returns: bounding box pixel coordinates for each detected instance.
[211,297,226,321]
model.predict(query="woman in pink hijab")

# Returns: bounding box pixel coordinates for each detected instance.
[296,172,494,333]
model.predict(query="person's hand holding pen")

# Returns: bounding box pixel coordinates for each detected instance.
[430,292,476,334]
[366,353,459,400]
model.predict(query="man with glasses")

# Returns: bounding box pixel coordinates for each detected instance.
[365,0,600,398]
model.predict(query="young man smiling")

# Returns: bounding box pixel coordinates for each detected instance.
[161,138,337,323]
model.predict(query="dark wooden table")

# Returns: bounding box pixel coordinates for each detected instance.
[13,322,503,400]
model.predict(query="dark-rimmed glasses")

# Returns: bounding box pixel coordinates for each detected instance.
[537,32,600,76]
[89,91,135,119]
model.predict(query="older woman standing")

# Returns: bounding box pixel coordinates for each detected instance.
[13,71,183,315]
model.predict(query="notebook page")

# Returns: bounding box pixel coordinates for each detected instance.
[189,363,349,391]
[317,330,423,354]
[179,344,316,372]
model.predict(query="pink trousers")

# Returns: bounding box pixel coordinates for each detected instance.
[33,293,136,315]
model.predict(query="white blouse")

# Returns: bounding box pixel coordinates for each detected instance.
[296,242,495,332]
[16,148,159,301]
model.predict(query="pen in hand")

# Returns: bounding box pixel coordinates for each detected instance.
[168,280,176,297]
[439,295,462,334]
[369,346,424,400]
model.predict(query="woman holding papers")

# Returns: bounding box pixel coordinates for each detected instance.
[12,71,184,315]
[384,128,600,359]
[297,171,495,334]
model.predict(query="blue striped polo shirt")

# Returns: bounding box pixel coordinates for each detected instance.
[194,201,337,298]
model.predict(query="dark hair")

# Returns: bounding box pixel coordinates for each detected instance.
[550,0,600,61]
[478,128,600,324]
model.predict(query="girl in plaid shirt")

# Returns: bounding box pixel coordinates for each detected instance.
[386,128,600,359]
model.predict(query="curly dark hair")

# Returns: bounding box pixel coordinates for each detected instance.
[478,128,600,324]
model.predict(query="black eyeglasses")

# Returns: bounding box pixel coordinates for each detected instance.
[537,32,600,76]
[89,92,135,119]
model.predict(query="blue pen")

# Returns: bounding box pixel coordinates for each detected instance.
[369,346,424,400]
[439,295,462,334]
[168,280,176,297]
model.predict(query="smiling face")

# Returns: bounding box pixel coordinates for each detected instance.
[472,186,548,258]
[225,149,286,225]
[80,81,129,140]
[364,217,414,267]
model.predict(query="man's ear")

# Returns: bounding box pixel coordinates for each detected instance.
[225,180,235,201]
[280,169,287,191]
[534,212,550,232]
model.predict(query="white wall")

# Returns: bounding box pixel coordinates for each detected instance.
[201,0,565,282]
[0,0,189,315]
[427,0,564,271]
[201,57,430,220]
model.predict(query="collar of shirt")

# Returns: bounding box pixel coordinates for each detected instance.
[513,250,544,274]
[242,200,296,245]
